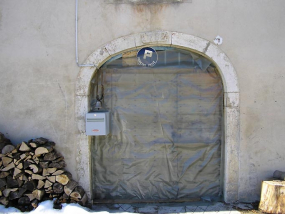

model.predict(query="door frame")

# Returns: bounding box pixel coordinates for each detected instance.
[75,31,240,203]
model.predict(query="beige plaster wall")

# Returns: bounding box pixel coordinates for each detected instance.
[1,0,285,202]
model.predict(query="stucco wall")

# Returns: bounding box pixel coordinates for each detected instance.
[1,0,285,202]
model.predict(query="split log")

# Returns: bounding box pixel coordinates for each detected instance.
[31,199,38,208]
[23,180,36,192]
[37,180,45,189]
[25,170,33,175]
[31,174,45,180]
[53,183,63,194]
[34,138,49,145]
[16,162,23,169]
[70,186,85,200]
[53,198,62,209]
[17,178,24,187]
[0,178,6,188]
[44,180,53,188]
[47,176,56,183]
[39,162,49,169]
[78,193,88,206]
[7,176,19,188]
[25,193,35,201]
[259,180,285,213]
[44,152,59,161]
[29,142,38,148]
[42,169,49,177]
[32,189,44,200]
[47,168,57,174]
[64,180,78,196]
[52,170,64,176]
[29,164,42,174]
[2,157,12,167]
[32,156,39,164]
[0,172,9,178]
[19,142,31,152]
[3,188,18,197]
[9,187,26,200]
[35,146,53,157]
[2,145,15,154]
[13,168,22,178]
[18,196,30,205]
[56,174,70,185]
[0,197,8,206]
[49,160,66,169]
[1,162,15,171]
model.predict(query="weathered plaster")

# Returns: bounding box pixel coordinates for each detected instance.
[75,31,240,202]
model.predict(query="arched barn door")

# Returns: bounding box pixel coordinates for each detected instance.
[90,47,224,203]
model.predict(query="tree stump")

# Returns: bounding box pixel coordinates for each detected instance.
[259,180,285,213]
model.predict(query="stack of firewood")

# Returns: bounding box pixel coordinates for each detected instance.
[0,132,88,211]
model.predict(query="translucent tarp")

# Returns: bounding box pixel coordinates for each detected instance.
[90,48,223,202]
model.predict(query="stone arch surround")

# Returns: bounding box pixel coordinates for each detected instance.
[75,31,240,203]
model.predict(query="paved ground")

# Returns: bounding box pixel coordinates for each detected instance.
[91,201,263,214]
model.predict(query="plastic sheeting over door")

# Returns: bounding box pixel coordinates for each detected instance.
[91,48,223,202]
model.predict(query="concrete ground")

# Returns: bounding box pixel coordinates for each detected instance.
[91,201,264,214]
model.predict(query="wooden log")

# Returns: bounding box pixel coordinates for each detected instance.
[259,180,285,213]
[47,168,57,174]
[39,161,49,169]
[64,180,78,196]
[53,183,63,194]
[31,199,39,208]
[70,186,85,200]
[25,170,33,175]
[37,180,45,189]
[16,162,23,169]
[56,174,70,185]
[29,164,42,174]
[52,170,64,176]
[44,180,53,188]
[9,187,26,200]
[23,180,36,192]
[19,142,31,152]
[3,188,18,197]
[1,162,15,171]
[47,176,56,183]
[42,168,48,177]
[23,161,31,169]
[2,145,15,154]
[7,175,19,188]
[32,189,44,200]
[18,196,30,205]
[0,172,9,179]
[53,198,62,209]
[31,174,45,180]
[17,178,24,187]
[44,152,59,161]
[49,160,66,169]
[78,193,88,206]
[32,156,39,164]
[35,145,53,157]
[0,178,6,188]
[25,193,35,201]
[0,197,8,206]
[34,137,49,145]
[2,157,12,167]
[13,168,22,178]
[29,142,38,148]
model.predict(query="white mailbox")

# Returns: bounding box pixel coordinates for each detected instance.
[86,111,110,136]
